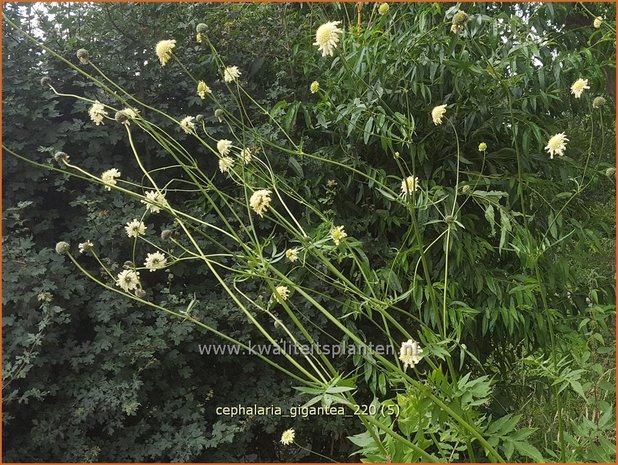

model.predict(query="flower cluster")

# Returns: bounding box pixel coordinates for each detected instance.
[142,191,167,213]
[89,101,108,125]
[286,248,299,263]
[250,189,272,217]
[431,104,447,125]
[224,66,241,83]
[197,81,212,99]
[400,176,419,196]
[330,225,347,245]
[117,269,140,292]
[79,240,94,254]
[125,219,147,238]
[544,133,569,159]
[314,21,342,57]
[399,339,423,370]
[115,107,139,125]
[280,428,295,445]
[179,116,196,134]
[101,168,121,190]
[239,148,252,164]
[217,139,232,156]
[155,39,176,66]
[274,285,290,303]
[570,78,590,99]
[144,251,167,272]
[219,156,235,173]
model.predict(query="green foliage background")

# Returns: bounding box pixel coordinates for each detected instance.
[2,2,616,462]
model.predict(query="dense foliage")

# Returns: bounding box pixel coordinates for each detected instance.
[3,2,616,462]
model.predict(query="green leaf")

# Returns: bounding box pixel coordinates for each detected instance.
[513,440,544,462]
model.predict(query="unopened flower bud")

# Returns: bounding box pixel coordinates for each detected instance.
[135,289,146,299]
[54,151,69,164]
[593,96,606,109]
[123,260,135,269]
[594,16,603,28]
[450,10,468,33]
[196,23,208,34]
[41,76,52,87]
[161,229,173,240]
[214,109,224,122]
[453,11,468,25]
[76,48,90,64]
[605,167,615,178]
[55,241,70,255]
[115,111,130,124]
[195,114,204,123]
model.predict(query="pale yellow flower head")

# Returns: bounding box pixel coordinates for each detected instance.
[274,286,290,303]
[478,142,487,152]
[239,148,252,164]
[224,66,241,83]
[179,116,196,134]
[78,240,94,254]
[116,269,140,292]
[544,133,569,159]
[125,219,147,238]
[144,251,167,272]
[310,81,320,94]
[116,107,139,125]
[141,190,167,213]
[217,139,233,156]
[330,225,347,246]
[197,81,212,99]
[155,39,176,66]
[89,101,108,125]
[431,104,447,125]
[378,3,390,15]
[400,176,419,196]
[280,428,295,445]
[399,339,423,370]
[570,78,590,99]
[594,16,603,28]
[314,21,342,57]
[101,168,121,191]
[285,248,299,263]
[38,292,53,303]
[250,189,272,217]
[218,156,235,173]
